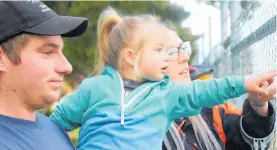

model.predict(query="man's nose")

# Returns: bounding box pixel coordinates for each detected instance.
[55,54,73,75]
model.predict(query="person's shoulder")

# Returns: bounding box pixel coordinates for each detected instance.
[36,112,49,119]
[36,112,68,132]
[36,112,54,122]
[36,112,57,122]
[36,113,60,126]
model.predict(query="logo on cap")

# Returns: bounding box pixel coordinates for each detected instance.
[27,0,50,12]
[28,0,39,3]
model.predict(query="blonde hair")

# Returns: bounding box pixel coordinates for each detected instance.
[0,34,29,65]
[93,7,159,76]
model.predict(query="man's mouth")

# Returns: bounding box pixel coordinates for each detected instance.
[48,79,63,89]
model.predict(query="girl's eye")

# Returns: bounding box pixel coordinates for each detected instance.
[155,48,163,52]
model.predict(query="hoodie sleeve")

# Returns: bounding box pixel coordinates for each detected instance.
[50,79,91,131]
[166,76,247,120]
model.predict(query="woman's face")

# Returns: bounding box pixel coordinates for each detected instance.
[166,30,191,83]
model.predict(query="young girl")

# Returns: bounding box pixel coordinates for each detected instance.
[50,7,276,150]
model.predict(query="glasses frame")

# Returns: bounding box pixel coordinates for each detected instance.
[166,41,192,62]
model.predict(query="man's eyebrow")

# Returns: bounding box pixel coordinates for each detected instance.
[46,42,61,48]
[38,42,64,49]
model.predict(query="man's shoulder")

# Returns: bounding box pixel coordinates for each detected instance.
[36,112,50,120]
[0,112,64,131]
[36,112,58,125]
[0,113,74,150]
[36,112,67,132]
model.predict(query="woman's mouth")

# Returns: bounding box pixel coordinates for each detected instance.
[179,68,189,75]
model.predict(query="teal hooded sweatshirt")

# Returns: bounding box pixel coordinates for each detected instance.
[50,65,247,150]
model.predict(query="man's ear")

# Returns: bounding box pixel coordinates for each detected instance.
[0,46,7,72]
[122,48,136,66]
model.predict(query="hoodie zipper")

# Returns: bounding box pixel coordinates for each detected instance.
[116,72,163,125]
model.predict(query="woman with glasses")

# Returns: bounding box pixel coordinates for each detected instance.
[162,30,276,150]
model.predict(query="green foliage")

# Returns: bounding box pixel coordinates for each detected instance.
[44,1,195,80]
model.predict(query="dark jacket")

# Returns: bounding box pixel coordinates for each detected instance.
[163,100,276,150]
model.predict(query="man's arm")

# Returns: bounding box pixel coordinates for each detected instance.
[248,96,269,116]
[222,99,275,150]
[241,98,275,138]
[238,78,276,149]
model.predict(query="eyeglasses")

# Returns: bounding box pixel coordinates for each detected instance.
[166,41,192,61]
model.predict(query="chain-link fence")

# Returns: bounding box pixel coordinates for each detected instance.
[208,1,277,149]
[213,1,276,75]
[231,0,276,75]
[209,1,276,104]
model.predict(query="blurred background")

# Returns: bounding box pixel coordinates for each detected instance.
[41,0,277,148]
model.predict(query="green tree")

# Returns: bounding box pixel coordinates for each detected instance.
[45,1,194,81]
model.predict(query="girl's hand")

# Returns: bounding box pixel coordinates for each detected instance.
[248,76,276,116]
[266,76,276,96]
[245,70,276,96]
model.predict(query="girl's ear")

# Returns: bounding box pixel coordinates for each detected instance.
[122,48,136,66]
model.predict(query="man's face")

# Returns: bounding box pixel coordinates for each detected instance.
[4,35,72,109]
[166,30,191,83]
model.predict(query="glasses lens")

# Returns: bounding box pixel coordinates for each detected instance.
[180,42,192,56]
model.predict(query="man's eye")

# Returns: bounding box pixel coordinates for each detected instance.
[42,50,53,56]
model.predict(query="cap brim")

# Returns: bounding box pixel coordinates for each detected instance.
[24,15,88,37]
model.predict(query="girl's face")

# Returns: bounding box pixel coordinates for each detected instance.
[137,24,170,81]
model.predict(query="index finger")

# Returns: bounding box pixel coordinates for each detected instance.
[258,70,277,83]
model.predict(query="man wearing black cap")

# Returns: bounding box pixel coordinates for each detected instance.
[0,1,88,149]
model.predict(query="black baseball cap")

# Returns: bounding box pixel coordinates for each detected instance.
[0,1,88,44]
